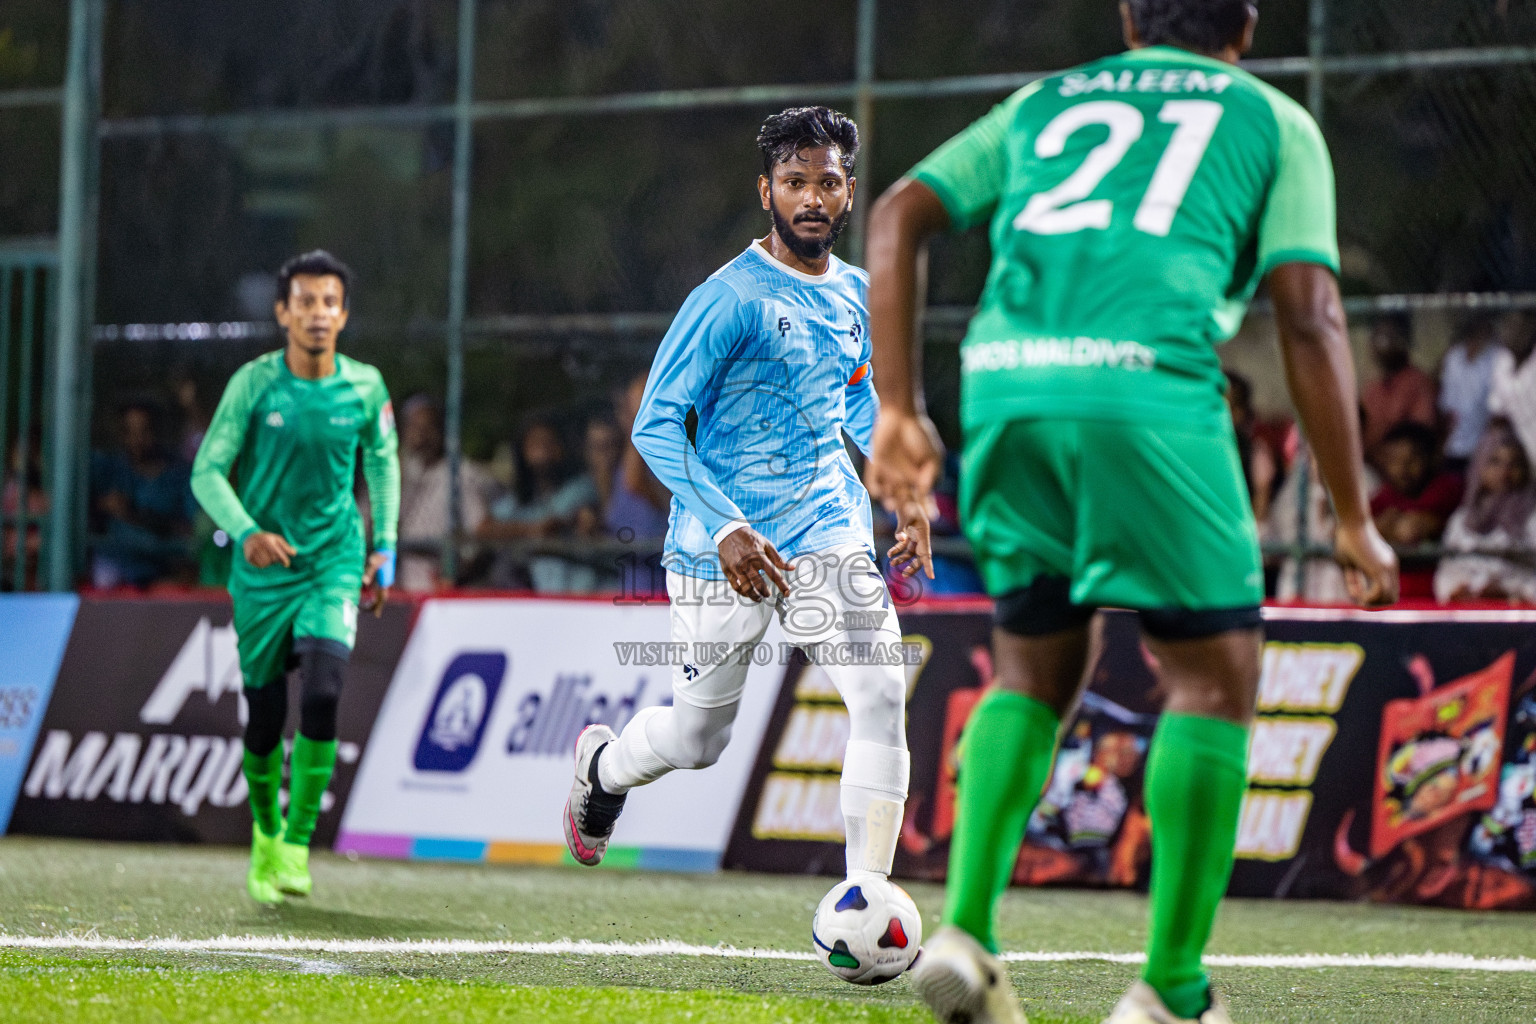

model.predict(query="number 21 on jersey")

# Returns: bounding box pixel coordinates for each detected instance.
[1013,99,1224,237]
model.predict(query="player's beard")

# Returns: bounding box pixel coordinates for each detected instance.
[771,201,850,262]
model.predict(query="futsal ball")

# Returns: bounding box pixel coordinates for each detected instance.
[811,877,923,985]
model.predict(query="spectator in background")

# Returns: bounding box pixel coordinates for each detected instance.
[90,401,196,588]
[1362,314,1437,453]
[480,416,600,592]
[605,372,671,541]
[1435,423,1536,604]
[1371,422,1464,599]
[172,376,212,465]
[2,430,48,590]
[1225,369,1280,523]
[397,394,493,592]
[1438,314,1508,474]
[1489,310,1536,464]
[577,416,621,538]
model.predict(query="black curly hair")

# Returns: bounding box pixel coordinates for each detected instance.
[756,106,859,177]
[1125,0,1254,54]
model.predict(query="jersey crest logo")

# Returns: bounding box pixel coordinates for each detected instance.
[847,307,863,341]
[265,411,284,428]
[379,400,395,436]
[777,316,791,337]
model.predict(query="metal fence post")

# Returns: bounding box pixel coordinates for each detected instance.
[15,270,37,593]
[49,0,104,592]
[443,0,478,585]
[1308,0,1327,122]
[1288,0,1328,601]
[849,0,878,266]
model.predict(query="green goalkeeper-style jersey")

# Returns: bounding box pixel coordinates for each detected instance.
[191,350,400,585]
[910,45,1339,429]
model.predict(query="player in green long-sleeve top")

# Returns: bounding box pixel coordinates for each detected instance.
[192,250,400,905]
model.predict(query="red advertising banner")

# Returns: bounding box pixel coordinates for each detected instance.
[1371,652,1512,857]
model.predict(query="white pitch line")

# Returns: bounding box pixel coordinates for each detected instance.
[2,935,1535,973]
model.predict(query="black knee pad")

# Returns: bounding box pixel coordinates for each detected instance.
[243,683,288,757]
[995,575,1096,637]
[295,637,350,741]
[1138,605,1264,642]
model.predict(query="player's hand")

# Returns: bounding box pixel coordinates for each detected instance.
[717,525,792,602]
[866,410,944,512]
[243,531,296,569]
[1334,520,1399,607]
[887,498,936,580]
[362,549,395,618]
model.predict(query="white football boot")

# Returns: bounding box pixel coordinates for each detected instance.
[562,724,627,866]
[911,924,1027,1024]
[1102,981,1233,1024]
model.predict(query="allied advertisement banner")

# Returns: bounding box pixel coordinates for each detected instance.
[337,599,785,871]
[9,597,409,847]
[726,606,1536,910]
[0,594,78,834]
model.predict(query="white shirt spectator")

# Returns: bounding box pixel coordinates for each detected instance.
[1433,507,1536,603]
[1441,343,1511,460]
[1489,352,1536,465]
[1432,423,1536,604]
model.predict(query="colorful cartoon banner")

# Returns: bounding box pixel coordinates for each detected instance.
[725,607,1536,909]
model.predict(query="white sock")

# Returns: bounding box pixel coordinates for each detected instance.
[597,700,740,793]
[840,740,910,877]
[598,706,672,794]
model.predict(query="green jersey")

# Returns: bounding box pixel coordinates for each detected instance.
[191,350,400,586]
[911,45,1339,429]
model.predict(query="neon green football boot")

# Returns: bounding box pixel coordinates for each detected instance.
[247,823,284,905]
[272,835,313,897]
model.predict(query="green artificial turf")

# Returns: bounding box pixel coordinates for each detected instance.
[1,837,1534,1023]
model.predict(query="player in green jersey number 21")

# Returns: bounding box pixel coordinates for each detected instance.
[191,251,400,906]
[865,2,1398,1023]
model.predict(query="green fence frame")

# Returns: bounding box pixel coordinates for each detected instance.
[4,0,1536,589]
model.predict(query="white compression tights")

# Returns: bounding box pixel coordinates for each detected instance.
[597,659,910,878]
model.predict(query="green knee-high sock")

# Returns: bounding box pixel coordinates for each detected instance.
[1142,713,1250,1019]
[243,746,284,839]
[283,734,338,847]
[942,690,1060,951]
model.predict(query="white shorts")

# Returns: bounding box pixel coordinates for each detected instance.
[666,543,902,709]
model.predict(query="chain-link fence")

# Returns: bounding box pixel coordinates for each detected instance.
[2,0,1534,593]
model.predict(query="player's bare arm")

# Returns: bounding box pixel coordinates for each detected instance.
[1270,261,1400,607]
[864,177,950,508]
[716,525,793,601]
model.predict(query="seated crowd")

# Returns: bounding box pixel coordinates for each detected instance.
[1247,308,1536,604]
[69,309,1536,603]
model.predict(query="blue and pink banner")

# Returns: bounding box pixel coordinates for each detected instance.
[0,594,78,834]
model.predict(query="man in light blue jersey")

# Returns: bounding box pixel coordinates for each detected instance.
[564,107,933,906]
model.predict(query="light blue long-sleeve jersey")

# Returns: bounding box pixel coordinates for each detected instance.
[634,241,878,580]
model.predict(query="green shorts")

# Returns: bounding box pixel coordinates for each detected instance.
[231,565,361,689]
[960,417,1263,612]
